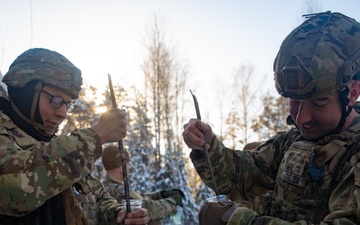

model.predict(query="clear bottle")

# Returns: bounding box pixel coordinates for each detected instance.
[121,199,143,211]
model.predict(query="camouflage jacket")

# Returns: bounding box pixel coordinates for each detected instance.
[102,175,176,225]
[74,175,123,225]
[191,116,360,225]
[0,111,123,224]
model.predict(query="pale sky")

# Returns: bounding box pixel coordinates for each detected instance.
[1,0,360,139]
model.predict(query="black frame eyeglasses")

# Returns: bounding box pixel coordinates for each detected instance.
[41,89,77,113]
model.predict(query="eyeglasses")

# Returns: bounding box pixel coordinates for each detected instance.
[41,89,77,113]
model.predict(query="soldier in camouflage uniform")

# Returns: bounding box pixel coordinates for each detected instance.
[183,11,360,224]
[0,48,150,225]
[101,145,184,225]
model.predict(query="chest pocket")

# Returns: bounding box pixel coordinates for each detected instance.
[275,139,347,222]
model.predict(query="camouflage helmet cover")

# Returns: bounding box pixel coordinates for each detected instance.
[274,11,360,100]
[2,48,82,99]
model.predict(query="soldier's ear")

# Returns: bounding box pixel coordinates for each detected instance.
[349,81,360,107]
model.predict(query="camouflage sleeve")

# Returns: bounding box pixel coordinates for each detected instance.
[226,207,308,225]
[103,181,176,220]
[224,145,359,225]
[190,133,286,200]
[145,191,162,200]
[227,196,357,225]
[0,127,102,216]
[227,175,358,225]
[142,197,176,220]
[86,176,123,225]
[103,178,124,202]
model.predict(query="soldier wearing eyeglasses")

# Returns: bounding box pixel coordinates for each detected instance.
[0,48,150,225]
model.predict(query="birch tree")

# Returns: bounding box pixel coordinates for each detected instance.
[141,15,198,224]
[223,61,263,148]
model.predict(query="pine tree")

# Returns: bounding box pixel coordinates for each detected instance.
[224,109,242,149]
[252,93,290,139]
[60,82,101,135]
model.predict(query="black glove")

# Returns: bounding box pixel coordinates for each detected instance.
[199,201,237,225]
[161,189,185,206]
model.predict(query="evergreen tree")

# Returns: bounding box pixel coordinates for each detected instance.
[60,82,101,135]
[127,87,156,193]
[223,108,242,149]
[223,61,264,148]
[140,15,199,224]
[252,93,290,139]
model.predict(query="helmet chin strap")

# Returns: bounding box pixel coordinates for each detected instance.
[333,87,352,134]
[10,81,57,134]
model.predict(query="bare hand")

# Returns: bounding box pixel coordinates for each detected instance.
[91,108,127,144]
[182,118,213,152]
[116,208,150,224]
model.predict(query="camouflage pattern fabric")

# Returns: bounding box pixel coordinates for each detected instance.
[74,175,123,225]
[0,111,122,224]
[2,48,82,99]
[60,186,89,225]
[102,174,176,225]
[243,142,263,150]
[274,12,360,100]
[190,116,360,224]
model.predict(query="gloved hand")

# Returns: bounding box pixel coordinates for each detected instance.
[161,189,185,207]
[199,201,237,225]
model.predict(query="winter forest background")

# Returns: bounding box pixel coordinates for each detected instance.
[0,2,325,224]
[59,17,291,224]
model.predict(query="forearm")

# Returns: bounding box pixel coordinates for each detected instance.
[226,156,359,225]
[142,198,176,220]
[190,135,243,194]
[190,135,277,198]
[227,207,356,225]
[95,187,123,224]
[227,207,307,225]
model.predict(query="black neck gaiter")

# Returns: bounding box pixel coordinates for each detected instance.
[3,81,54,142]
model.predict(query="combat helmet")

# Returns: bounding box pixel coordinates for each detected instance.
[274,11,360,133]
[2,48,82,135]
[3,48,82,99]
